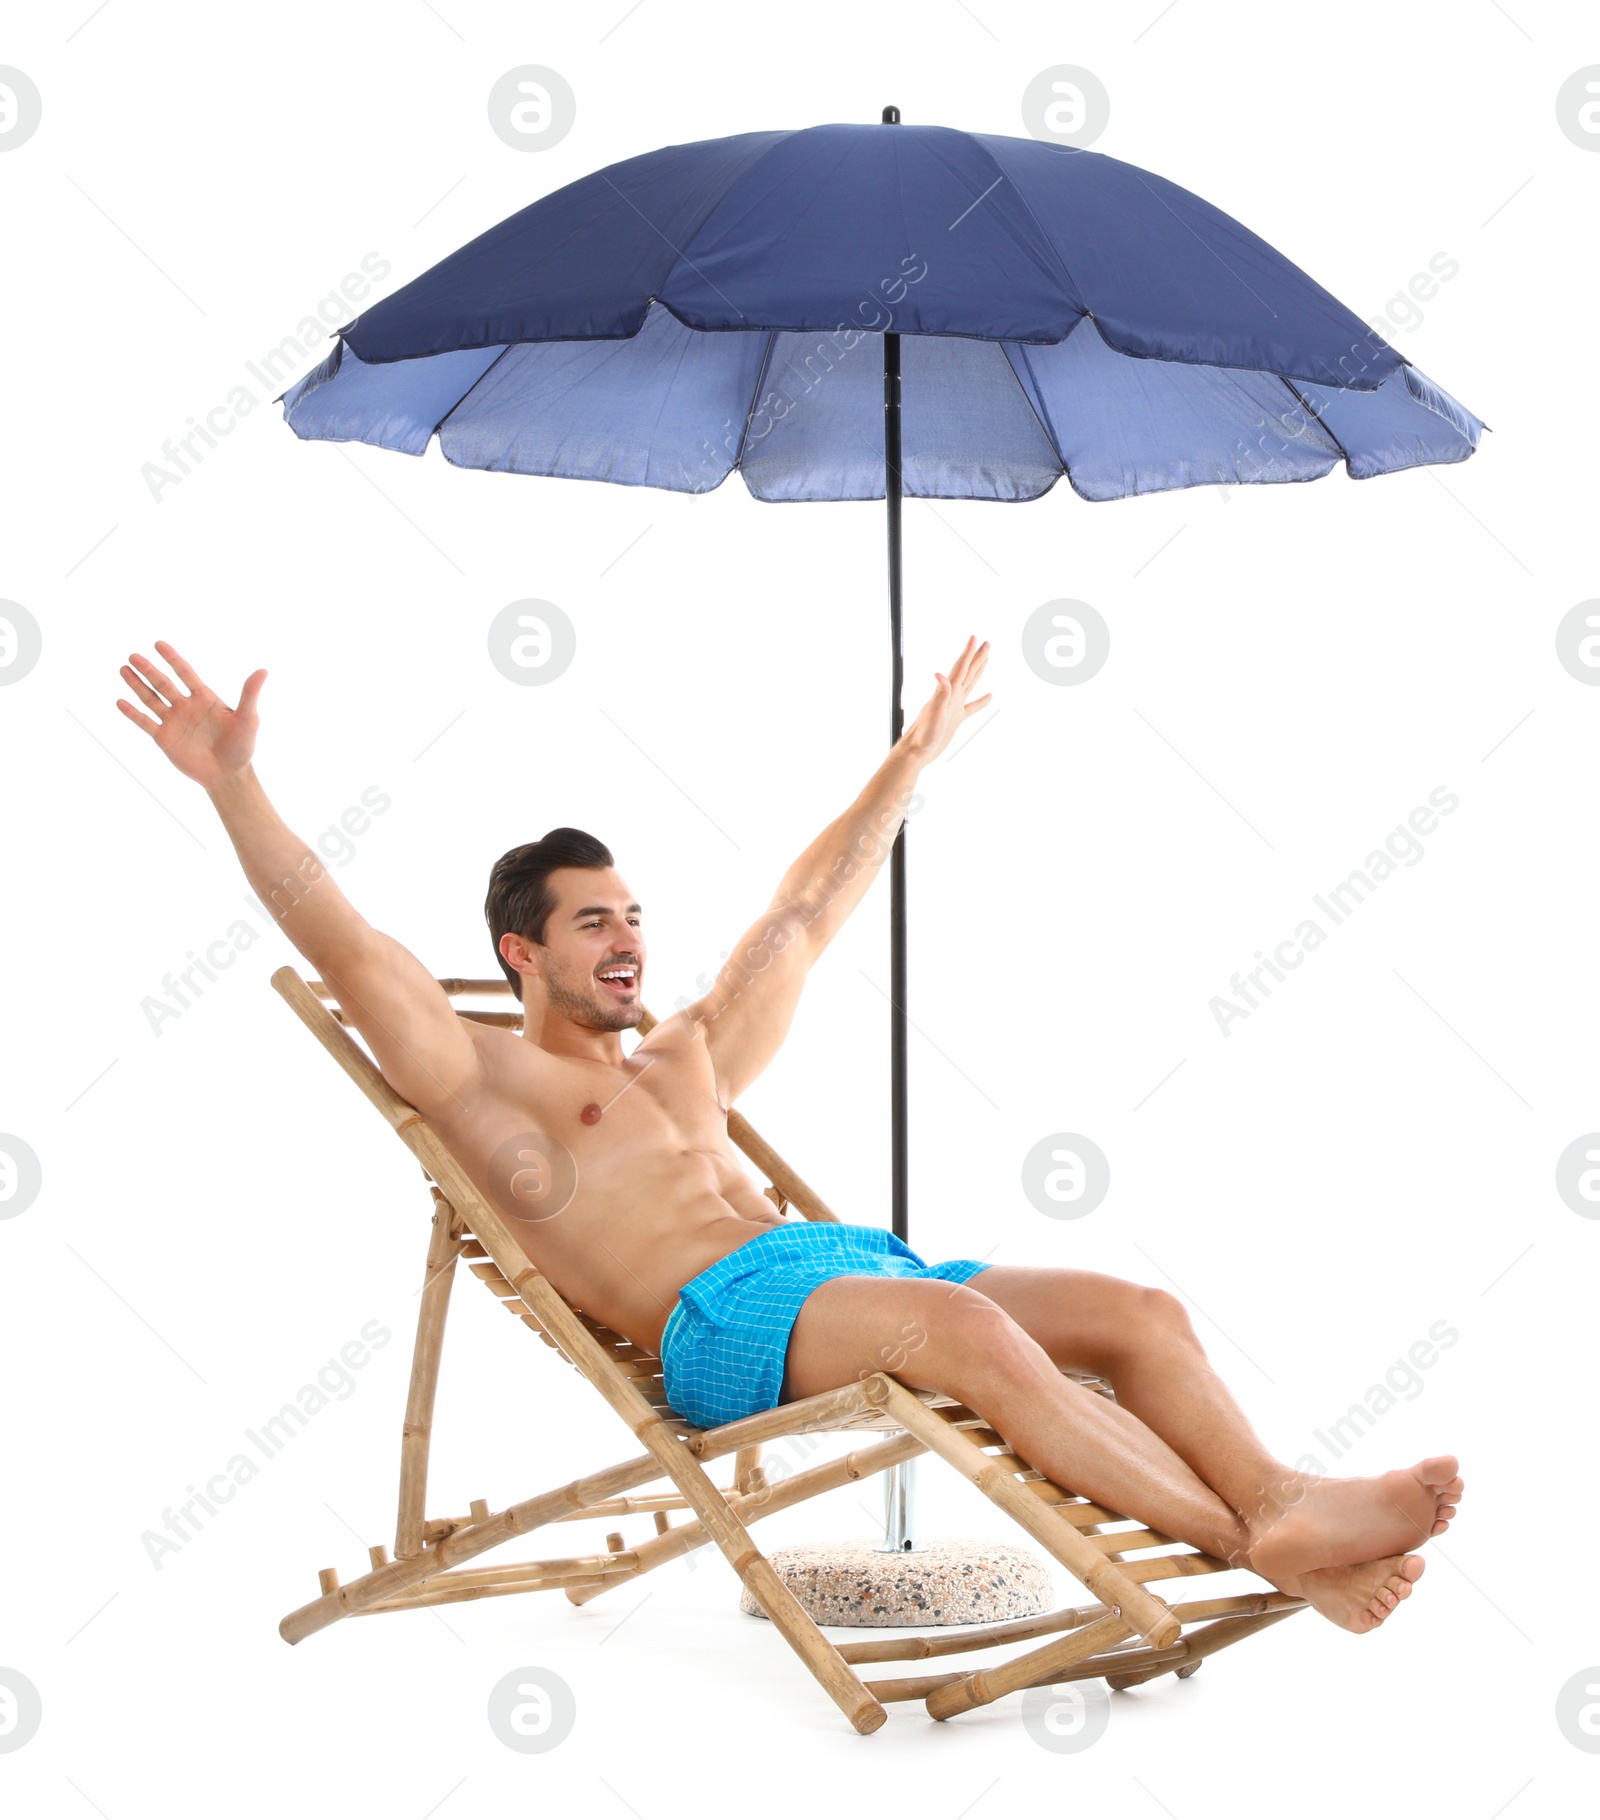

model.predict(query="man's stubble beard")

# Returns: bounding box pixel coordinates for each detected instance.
[541,953,643,1033]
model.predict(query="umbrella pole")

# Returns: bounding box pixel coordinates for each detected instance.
[880,324,917,1553]
[885,328,909,1252]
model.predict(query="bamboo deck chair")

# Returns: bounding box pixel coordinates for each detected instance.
[273,965,1306,1731]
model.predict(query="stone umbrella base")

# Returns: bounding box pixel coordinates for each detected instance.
[738,1539,1052,1628]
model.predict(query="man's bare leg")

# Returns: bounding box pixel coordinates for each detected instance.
[781,1275,1442,1632]
[970,1266,1462,1579]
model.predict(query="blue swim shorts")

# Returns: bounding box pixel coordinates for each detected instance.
[658,1220,990,1430]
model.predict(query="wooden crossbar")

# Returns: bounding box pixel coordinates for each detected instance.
[271,964,1306,1730]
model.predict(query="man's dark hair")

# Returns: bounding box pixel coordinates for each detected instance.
[485,827,614,1001]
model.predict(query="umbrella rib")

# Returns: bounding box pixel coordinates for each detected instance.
[430,343,518,442]
[732,329,777,472]
[997,339,1072,483]
[643,315,703,478]
[1206,362,1348,477]
[1276,373,1351,469]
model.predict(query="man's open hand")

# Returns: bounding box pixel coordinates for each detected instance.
[115,641,267,792]
[899,635,991,765]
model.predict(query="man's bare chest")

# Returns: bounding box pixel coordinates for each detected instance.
[433,1032,734,1220]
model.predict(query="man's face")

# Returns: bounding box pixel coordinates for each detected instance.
[534,866,645,1031]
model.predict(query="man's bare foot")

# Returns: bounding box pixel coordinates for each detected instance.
[1269,1552,1425,1633]
[1249,1456,1462,1580]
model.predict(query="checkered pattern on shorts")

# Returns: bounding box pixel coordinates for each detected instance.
[658,1219,989,1430]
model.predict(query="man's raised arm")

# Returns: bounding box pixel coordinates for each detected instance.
[115,641,479,1117]
[682,636,991,1106]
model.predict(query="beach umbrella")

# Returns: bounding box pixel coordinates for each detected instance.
[279,102,1483,1334]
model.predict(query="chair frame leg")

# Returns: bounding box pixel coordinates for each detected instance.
[616,1407,889,1733]
[395,1188,464,1559]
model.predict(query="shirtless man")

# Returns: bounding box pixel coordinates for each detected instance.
[116,635,1462,1634]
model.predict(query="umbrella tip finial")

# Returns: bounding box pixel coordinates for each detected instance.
[881,104,901,124]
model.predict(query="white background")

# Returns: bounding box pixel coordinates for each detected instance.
[2,1,1595,1813]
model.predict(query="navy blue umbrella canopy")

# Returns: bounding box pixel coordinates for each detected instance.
[281,122,1484,501]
